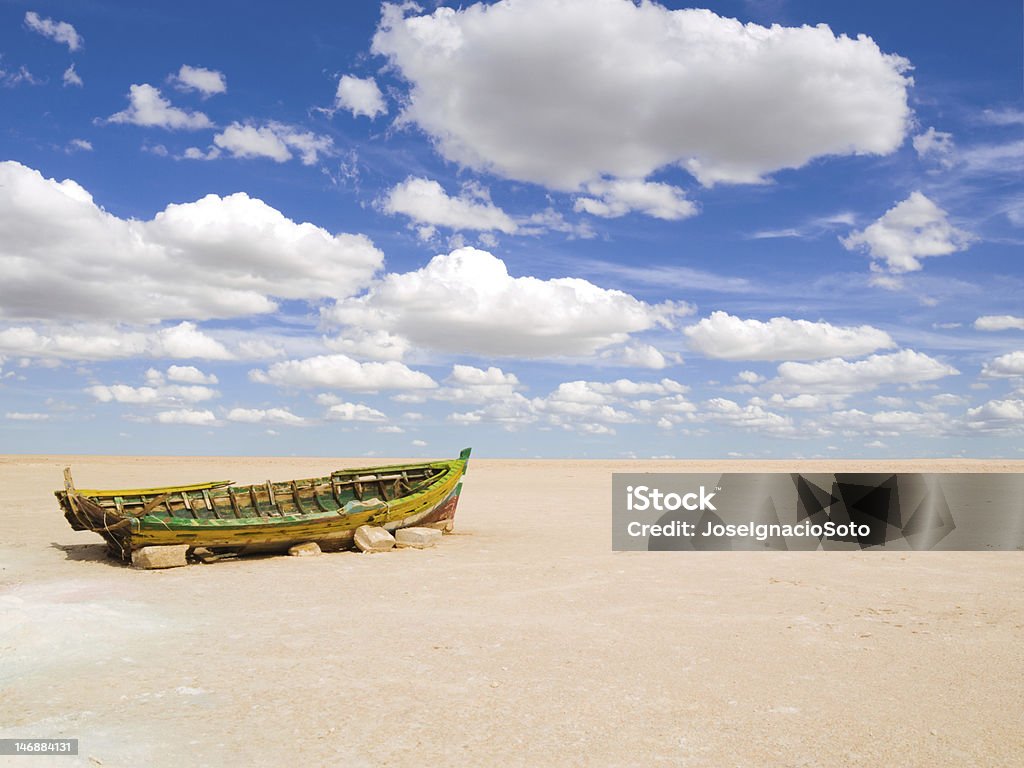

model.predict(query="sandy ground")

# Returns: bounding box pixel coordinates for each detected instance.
[2,455,1023,767]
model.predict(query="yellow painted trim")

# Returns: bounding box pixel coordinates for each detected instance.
[75,480,232,496]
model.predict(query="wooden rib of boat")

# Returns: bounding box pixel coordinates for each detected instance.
[56,448,471,561]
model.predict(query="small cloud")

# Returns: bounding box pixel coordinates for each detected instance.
[981,351,1024,378]
[67,138,93,153]
[325,402,388,422]
[382,177,517,234]
[62,64,83,88]
[24,11,82,51]
[912,127,955,168]
[335,75,387,118]
[181,146,221,161]
[227,407,306,426]
[166,365,218,385]
[1,63,41,88]
[212,121,333,165]
[975,315,1024,332]
[154,408,218,426]
[170,65,227,97]
[574,178,696,221]
[5,411,50,421]
[106,84,213,130]
[842,192,972,276]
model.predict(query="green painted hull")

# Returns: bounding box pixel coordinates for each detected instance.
[56,449,471,561]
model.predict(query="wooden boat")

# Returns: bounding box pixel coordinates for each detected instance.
[56,449,471,561]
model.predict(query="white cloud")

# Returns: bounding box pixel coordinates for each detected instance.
[921,393,967,411]
[684,311,894,360]
[372,0,911,190]
[172,65,227,96]
[324,247,688,358]
[325,402,388,421]
[515,207,595,239]
[107,84,213,130]
[227,407,306,426]
[154,409,218,426]
[6,411,49,421]
[181,146,221,161]
[0,162,382,323]
[324,330,411,362]
[0,322,232,361]
[815,408,951,437]
[87,382,218,405]
[751,393,847,410]
[444,375,692,435]
[574,179,696,221]
[697,398,794,434]
[966,398,1024,432]
[234,338,286,360]
[251,354,437,391]
[213,122,334,165]
[604,343,672,370]
[737,370,765,385]
[750,211,857,240]
[165,365,218,384]
[434,365,523,404]
[960,139,1024,176]
[975,315,1024,332]
[841,192,972,274]
[67,138,92,152]
[0,64,41,87]
[24,12,82,51]
[62,64,83,88]
[769,350,959,394]
[382,178,517,233]
[335,75,387,118]
[981,351,1024,378]
[153,322,233,359]
[912,127,954,167]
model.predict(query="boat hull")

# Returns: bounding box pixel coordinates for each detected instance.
[56,451,470,561]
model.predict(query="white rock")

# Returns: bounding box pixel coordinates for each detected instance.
[288,542,322,557]
[132,544,189,569]
[423,520,455,534]
[354,525,396,553]
[395,527,442,549]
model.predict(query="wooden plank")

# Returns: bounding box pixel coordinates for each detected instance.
[205,490,223,519]
[227,487,241,518]
[266,481,280,515]
[311,480,330,512]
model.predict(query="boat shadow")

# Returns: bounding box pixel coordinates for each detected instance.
[50,542,128,567]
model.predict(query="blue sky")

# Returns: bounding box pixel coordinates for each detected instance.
[1,0,1022,458]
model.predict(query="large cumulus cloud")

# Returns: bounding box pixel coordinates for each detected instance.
[373,0,912,189]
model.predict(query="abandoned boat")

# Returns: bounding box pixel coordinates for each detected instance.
[56,448,470,561]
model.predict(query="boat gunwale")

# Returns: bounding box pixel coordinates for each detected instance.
[60,457,460,501]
